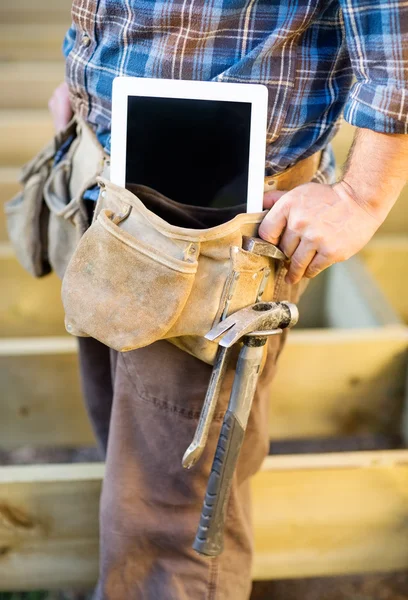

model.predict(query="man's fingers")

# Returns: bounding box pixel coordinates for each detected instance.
[278,228,300,259]
[258,200,288,245]
[304,253,333,279]
[285,242,316,284]
[263,190,286,209]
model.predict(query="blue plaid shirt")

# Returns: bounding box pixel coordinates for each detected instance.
[64,0,408,179]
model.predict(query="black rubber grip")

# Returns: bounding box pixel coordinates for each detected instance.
[193,410,245,557]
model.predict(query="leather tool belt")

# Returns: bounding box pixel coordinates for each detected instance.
[5,116,320,363]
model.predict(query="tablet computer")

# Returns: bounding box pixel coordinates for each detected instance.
[110,77,268,213]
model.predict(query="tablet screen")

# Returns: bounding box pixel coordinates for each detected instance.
[125,96,251,208]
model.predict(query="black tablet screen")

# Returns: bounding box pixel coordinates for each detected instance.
[125,96,251,208]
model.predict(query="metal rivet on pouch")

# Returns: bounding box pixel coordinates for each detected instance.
[66,324,73,332]
[101,191,106,198]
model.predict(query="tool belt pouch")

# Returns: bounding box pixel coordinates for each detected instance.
[62,179,280,364]
[43,147,88,279]
[4,121,77,277]
[4,118,104,280]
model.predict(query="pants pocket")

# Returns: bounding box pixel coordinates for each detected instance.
[62,208,198,351]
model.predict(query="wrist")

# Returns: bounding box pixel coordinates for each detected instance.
[334,178,391,223]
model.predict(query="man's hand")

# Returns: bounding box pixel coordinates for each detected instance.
[48,82,73,133]
[260,128,408,285]
[259,181,381,285]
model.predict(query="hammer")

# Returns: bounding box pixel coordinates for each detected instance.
[182,237,287,470]
[192,300,299,557]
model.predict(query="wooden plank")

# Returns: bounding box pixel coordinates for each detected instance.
[0,463,102,590]
[1,451,408,588]
[0,245,66,338]
[0,62,64,110]
[0,110,54,167]
[325,257,402,329]
[0,338,95,449]
[361,237,408,324]
[0,169,20,242]
[271,328,408,439]
[0,25,68,62]
[0,0,72,24]
[253,450,408,579]
[1,328,407,449]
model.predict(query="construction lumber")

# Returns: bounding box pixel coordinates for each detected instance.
[271,328,408,439]
[0,337,94,449]
[0,63,64,110]
[0,245,66,337]
[361,236,408,324]
[0,0,72,24]
[1,451,408,588]
[0,25,68,62]
[0,111,54,167]
[252,450,408,579]
[0,463,102,590]
[1,328,407,449]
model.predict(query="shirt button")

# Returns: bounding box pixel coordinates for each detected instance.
[82,34,91,47]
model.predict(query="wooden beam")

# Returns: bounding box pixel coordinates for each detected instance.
[253,450,408,579]
[0,245,66,338]
[271,328,408,439]
[1,451,408,589]
[0,111,54,167]
[0,0,72,24]
[0,25,68,62]
[0,463,102,590]
[361,236,408,324]
[1,328,407,449]
[325,257,402,329]
[0,63,64,110]
[0,337,95,449]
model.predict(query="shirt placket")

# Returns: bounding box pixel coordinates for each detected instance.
[69,0,99,119]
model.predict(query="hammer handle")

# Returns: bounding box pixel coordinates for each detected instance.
[192,409,245,557]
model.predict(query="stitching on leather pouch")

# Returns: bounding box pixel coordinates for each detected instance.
[98,210,199,273]
[272,262,287,302]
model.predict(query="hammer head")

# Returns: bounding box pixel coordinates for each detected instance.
[205,301,299,348]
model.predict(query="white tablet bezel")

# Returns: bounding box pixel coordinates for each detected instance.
[110,76,268,213]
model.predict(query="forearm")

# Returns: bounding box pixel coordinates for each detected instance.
[338,128,408,222]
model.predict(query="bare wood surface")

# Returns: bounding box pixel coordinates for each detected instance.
[325,258,402,329]
[1,452,408,588]
[0,245,67,337]
[0,0,72,24]
[0,110,54,166]
[0,25,68,62]
[0,337,94,449]
[272,328,408,439]
[0,463,102,590]
[253,450,408,579]
[0,62,64,110]
[361,236,408,324]
[0,328,407,449]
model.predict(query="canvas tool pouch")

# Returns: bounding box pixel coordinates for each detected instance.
[4,117,106,279]
[62,156,316,364]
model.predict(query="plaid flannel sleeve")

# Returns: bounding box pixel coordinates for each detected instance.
[341,0,408,133]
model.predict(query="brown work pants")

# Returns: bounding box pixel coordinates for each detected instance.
[78,273,301,600]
